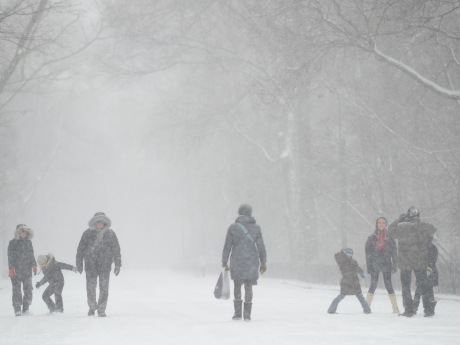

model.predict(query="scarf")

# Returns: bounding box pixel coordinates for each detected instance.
[375,229,386,252]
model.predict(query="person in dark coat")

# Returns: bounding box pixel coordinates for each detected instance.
[35,253,78,313]
[7,224,37,316]
[365,216,399,313]
[222,204,267,321]
[76,212,122,317]
[327,248,371,314]
[413,242,438,316]
[388,206,437,317]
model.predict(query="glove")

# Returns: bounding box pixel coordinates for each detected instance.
[259,263,267,274]
[114,266,121,276]
[35,282,41,289]
[427,267,433,277]
[222,262,230,271]
[359,271,365,279]
[72,266,78,273]
[8,268,16,279]
[32,266,38,275]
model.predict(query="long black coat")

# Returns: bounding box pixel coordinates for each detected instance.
[38,257,74,286]
[8,227,36,280]
[76,228,122,274]
[365,231,397,274]
[222,215,267,283]
[388,217,436,270]
[335,251,364,295]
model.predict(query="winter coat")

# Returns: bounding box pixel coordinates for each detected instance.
[222,215,267,283]
[38,255,74,286]
[335,251,364,295]
[7,225,37,280]
[365,230,397,274]
[76,214,122,274]
[427,243,439,287]
[388,217,436,271]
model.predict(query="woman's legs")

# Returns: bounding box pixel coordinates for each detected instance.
[243,282,253,303]
[382,271,395,294]
[368,273,380,294]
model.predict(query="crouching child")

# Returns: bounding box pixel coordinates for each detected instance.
[327,248,371,314]
[35,253,78,313]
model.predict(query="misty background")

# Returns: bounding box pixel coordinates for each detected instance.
[1,1,459,293]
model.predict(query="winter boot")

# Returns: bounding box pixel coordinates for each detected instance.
[232,300,242,320]
[389,294,400,314]
[412,299,420,315]
[88,309,95,316]
[366,293,374,307]
[399,307,414,317]
[14,307,21,316]
[97,310,106,317]
[22,305,30,315]
[243,302,252,322]
[424,301,437,317]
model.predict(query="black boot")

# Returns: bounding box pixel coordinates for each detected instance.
[232,300,242,320]
[243,302,252,322]
[399,307,415,317]
[424,301,437,317]
[412,299,420,315]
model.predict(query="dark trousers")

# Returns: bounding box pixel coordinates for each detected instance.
[86,271,111,312]
[368,271,395,294]
[400,269,434,312]
[42,282,64,312]
[11,277,33,311]
[234,281,253,303]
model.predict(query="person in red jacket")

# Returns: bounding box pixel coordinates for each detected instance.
[7,224,37,316]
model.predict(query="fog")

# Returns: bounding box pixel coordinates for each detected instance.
[1,1,460,293]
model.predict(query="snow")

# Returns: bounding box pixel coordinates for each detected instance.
[1,270,459,345]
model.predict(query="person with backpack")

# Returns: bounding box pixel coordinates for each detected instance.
[222,204,267,321]
[388,206,437,317]
[7,224,37,316]
[365,216,399,313]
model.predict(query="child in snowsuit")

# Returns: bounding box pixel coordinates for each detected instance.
[327,248,371,314]
[35,253,77,313]
[413,242,438,317]
[7,224,38,316]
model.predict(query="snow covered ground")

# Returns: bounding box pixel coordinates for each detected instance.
[1,269,459,345]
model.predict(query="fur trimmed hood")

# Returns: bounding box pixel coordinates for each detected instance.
[37,253,54,267]
[88,212,112,230]
[15,224,34,240]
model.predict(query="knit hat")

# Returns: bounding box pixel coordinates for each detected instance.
[238,204,252,216]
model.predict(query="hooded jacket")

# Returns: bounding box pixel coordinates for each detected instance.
[37,254,74,286]
[388,216,436,270]
[76,213,122,274]
[335,251,364,295]
[8,225,37,279]
[222,215,267,283]
[365,218,397,274]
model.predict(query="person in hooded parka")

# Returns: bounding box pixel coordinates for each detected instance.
[7,224,38,316]
[35,253,78,313]
[76,212,122,317]
[222,204,267,321]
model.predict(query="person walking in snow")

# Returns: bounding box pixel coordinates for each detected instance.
[7,224,38,316]
[364,216,399,313]
[35,253,78,313]
[413,242,438,316]
[388,206,437,317]
[222,204,267,321]
[327,248,371,314]
[76,212,122,317]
